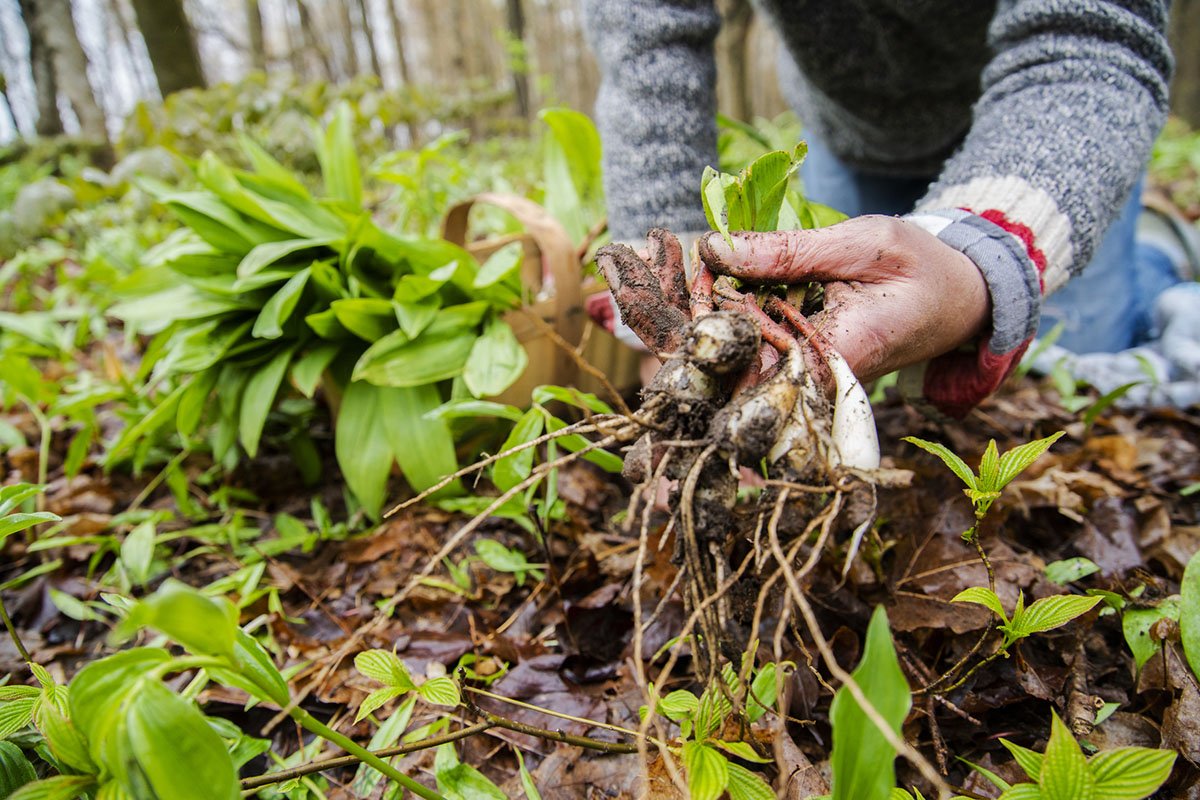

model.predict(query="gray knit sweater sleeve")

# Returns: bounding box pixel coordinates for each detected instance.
[917,0,1172,295]
[581,0,721,241]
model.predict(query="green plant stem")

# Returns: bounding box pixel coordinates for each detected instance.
[0,595,31,662]
[936,649,1006,694]
[21,400,50,514]
[240,721,493,792]
[918,624,994,696]
[292,708,446,800]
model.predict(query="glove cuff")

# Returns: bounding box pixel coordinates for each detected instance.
[900,209,1043,417]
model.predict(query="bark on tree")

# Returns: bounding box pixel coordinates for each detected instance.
[40,0,108,139]
[355,0,382,78]
[129,0,205,96]
[385,0,410,85]
[505,0,530,119]
[297,0,336,81]
[334,0,360,78]
[1170,0,1200,127]
[246,0,266,71]
[17,0,64,136]
[715,0,753,122]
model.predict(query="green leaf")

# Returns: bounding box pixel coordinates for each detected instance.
[0,741,37,796]
[0,484,45,517]
[1122,598,1181,672]
[474,540,537,578]
[960,756,1012,791]
[416,676,461,707]
[515,749,542,800]
[211,629,290,707]
[125,681,239,800]
[993,432,1065,490]
[1180,549,1200,682]
[530,385,614,414]
[316,103,362,207]
[354,686,408,723]
[354,650,416,690]
[657,690,700,722]
[1089,747,1176,800]
[291,344,340,398]
[1044,558,1101,586]
[493,408,544,492]
[462,318,528,398]
[7,775,96,800]
[682,741,728,800]
[978,440,1001,490]
[746,663,781,724]
[252,268,311,339]
[353,327,477,387]
[0,696,35,738]
[539,108,604,243]
[952,587,1008,624]
[902,437,977,490]
[998,786,1043,800]
[351,696,416,796]
[120,521,156,586]
[330,298,398,342]
[1039,712,1093,800]
[237,238,335,278]
[1012,594,1101,637]
[426,399,524,422]
[0,512,60,543]
[474,242,523,289]
[117,579,238,661]
[69,648,172,774]
[434,743,507,800]
[238,345,295,457]
[725,762,776,800]
[333,380,395,519]
[998,738,1046,782]
[714,740,771,763]
[379,383,461,495]
[34,701,94,773]
[829,606,912,800]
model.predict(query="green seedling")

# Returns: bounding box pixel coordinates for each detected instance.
[953,588,1101,654]
[352,649,460,723]
[969,711,1175,800]
[904,431,1064,543]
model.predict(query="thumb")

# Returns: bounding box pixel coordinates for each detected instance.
[697,219,886,284]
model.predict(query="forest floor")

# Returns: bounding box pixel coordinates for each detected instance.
[2,368,1197,798]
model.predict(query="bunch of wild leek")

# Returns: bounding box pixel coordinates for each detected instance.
[108,104,528,518]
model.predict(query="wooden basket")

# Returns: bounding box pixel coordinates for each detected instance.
[441,193,641,405]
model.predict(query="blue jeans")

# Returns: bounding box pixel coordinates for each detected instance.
[800,135,1182,353]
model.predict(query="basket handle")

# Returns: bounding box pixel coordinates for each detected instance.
[442,192,584,349]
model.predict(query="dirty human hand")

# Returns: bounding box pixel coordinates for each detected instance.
[698,215,994,384]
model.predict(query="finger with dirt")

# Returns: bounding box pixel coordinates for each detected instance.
[646,228,691,317]
[596,243,692,354]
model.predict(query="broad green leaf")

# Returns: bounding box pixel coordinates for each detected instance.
[315,103,362,207]
[238,134,311,197]
[540,108,603,243]
[474,539,537,578]
[0,512,59,543]
[462,318,528,398]
[726,762,776,800]
[1039,712,1093,800]
[530,385,614,414]
[740,149,800,231]
[394,297,441,339]
[125,681,239,800]
[354,686,408,723]
[238,346,295,457]
[330,298,398,342]
[658,690,700,722]
[1122,598,1181,671]
[0,484,44,517]
[354,650,416,690]
[34,701,94,773]
[960,756,1012,791]
[746,662,783,724]
[1181,549,1200,681]
[290,344,339,398]
[379,383,461,495]
[69,648,172,769]
[177,366,219,438]
[701,166,737,245]
[998,786,1043,800]
[120,521,156,586]
[1045,558,1101,586]
[333,381,394,519]
[993,432,1065,490]
[978,440,1001,490]
[683,741,728,800]
[1089,747,1176,800]
[117,580,238,661]
[0,697,35,738]
[0,740,37,796]
[416,676,460,707]
[252,268,311,339]
[474,241,524,289]
[350,695,416,796]
[952,587,1008,624]
[544,414,624,473]
[493,408,544,492]
[7,774,96,800]
[212,629,290,707]
[434,743,507,800]
[829,606,912,800]
[515,748,542,800]
[426,399,524,422]
[1012,594,1101,637]
[714,740,771,764]
[197,153,338,238]
[902,437,977,490]
[352,327,476,388]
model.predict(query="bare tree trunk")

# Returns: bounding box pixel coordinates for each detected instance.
[386,0,410,85]
[40,0,108,139]
[129,0,205,96]
[334,0,360,78]
[284,0,308,78]
[354,0,382,77]
[17,0,64,135]
[505,0,530,119]
[715,0,752,121]
[0,71,18,136]
[246,0,267,71]
[297,1,336,81]
[1170,0,1200,127]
